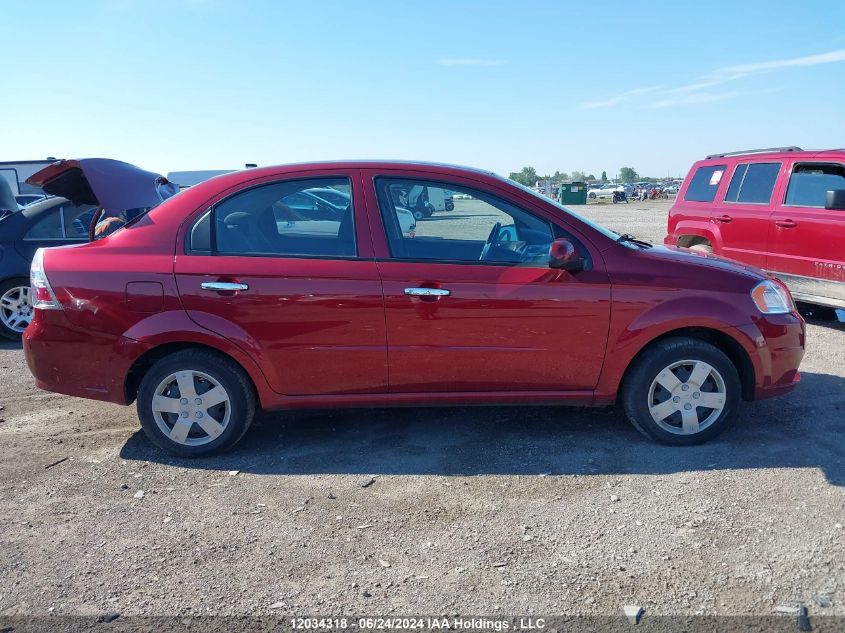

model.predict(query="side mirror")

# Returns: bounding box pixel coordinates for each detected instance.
[549,237,585,272]
[825,190,845,210]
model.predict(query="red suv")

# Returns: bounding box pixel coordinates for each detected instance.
[23,161,805,456]
[666,147,845,310]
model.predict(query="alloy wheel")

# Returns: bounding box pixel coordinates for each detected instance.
[0,286,33,333]
[647,360,727,435]
[151,370,231,446]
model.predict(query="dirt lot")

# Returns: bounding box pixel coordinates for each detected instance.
[0,198,843,620]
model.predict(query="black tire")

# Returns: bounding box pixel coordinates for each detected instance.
[445,201,455,211]
[412,209,425,221]
[588,192,597,199]
[0,277,33,341]
[620,337,741,445]
[136,349,256,457]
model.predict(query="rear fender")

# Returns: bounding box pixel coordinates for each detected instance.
[122,311,277,408]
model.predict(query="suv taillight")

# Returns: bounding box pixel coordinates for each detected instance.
[31,248,61,310]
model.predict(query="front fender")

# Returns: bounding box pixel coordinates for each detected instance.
[594,294,761,403]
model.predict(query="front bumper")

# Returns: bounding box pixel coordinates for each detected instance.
[23,310,152,405]
[731,312,805,401]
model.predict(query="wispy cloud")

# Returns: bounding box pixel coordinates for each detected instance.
[581,85,662,109]
[651,89,770,108]
[718,49,845,75]
[581,48,845,109]
[437,58,507,67]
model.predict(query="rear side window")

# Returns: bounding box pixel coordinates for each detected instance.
[24,209,62,239]
[683,165,726,202]
[785,163,845,208]
[209,177,355,258]
[724,162,780,204]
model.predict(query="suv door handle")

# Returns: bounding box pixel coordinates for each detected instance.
[775,219,797,228]
[711,214,733,223]
[404,287,451,297]
[201,281,249,292]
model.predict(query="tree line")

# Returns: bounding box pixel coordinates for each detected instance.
[508,166,667,187]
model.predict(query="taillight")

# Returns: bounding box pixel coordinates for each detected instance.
[30,248,61,310]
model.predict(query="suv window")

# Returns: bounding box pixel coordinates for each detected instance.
[683,165,727,202]
[724,162,780,204]
[785,163,845,208]
[211,178,355,257]
[375,178,554,265]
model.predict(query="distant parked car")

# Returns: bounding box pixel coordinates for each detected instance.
[665,146,845,310]
[587,184,622,199]
[663,184,680,195]
[23,160,804,456]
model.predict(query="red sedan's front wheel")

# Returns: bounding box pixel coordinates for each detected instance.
[620,337,741,445]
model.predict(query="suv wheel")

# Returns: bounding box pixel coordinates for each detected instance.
[137,350,256,456]
[0,278,33,340]
[621,337,740,445]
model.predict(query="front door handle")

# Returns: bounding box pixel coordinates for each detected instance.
[711,214,733,223]
[404,287,451,297]
[775,219,797,229]
[201,281,249,292]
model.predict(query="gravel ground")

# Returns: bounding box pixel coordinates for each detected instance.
[0,198,842,620]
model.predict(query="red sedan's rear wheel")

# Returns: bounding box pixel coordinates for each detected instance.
[136,350,256,456]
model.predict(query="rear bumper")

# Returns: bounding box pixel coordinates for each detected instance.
[731,312,805,401]
[23,311,152,405]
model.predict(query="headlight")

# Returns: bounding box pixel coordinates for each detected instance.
[750,279,794,314]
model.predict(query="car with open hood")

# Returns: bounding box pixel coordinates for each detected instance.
[23,161,805,455]
[0,158,177,339]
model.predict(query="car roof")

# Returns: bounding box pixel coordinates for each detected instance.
[698,147,845,165]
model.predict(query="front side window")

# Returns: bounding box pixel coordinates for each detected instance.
[785,163,845,208]
[683,165,727,202]
[724,162,780,204]
[211,178,355,257]
[375,178,555,265]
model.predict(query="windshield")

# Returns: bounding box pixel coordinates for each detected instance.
[495,174,620,240]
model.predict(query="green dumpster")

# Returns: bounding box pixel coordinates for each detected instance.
[558,181,588,205]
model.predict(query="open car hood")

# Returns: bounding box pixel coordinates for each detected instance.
[26,158,179,213]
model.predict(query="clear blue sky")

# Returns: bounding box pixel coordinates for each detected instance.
[5,0,845,179]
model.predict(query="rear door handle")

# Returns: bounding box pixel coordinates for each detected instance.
[711,214,733,223]
[775,219,797,228]
[404,287,451,297]
[201,281,249,292]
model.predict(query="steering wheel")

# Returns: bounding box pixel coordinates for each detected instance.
[479,222,501,261]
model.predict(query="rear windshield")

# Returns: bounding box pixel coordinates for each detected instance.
[684,164,727,202]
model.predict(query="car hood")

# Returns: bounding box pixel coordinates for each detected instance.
[640,244,767,280]
[26,158,179,213]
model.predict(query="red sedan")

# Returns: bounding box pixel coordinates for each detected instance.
[23,161,805,456]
